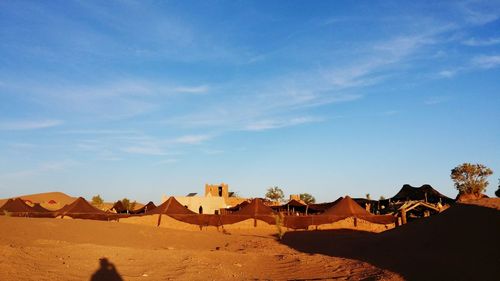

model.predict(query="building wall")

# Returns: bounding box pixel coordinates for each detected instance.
[174,195,227,215]
[205,183,229,198]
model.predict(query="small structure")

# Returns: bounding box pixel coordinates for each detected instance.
[166,183,246,215]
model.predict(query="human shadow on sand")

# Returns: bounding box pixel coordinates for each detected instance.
[90,258,123,281]
[280,204,500,281]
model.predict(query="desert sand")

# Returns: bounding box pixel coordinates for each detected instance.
[0,198,498,281]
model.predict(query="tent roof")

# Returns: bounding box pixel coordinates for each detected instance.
[130,201,156,214]
[323,196,371,216]
[31,203,50,213]
[309,197,342,212]
[390,184,454,203]
[0,198,35,213]
[233,198,275,216]
[284,199,307,207]
[56,197,106,214]
[111,201,126,213]
[148,197,196,215]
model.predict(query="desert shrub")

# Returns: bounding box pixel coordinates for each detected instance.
[91,195,104,208]
[299,193,316,204]
[451,163,493,195]
[266,186,284,203]
[274,213,285,240]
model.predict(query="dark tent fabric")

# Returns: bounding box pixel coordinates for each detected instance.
[234,198,275,216]
[224,200,250,213]
[323,196,371,216]
[166,198,277,227]
[272,199,311,214]
[284,196,395,229]
[55,197,122,220]
[0,198,54,218]
[308,197,342,213]
[147,197,196,226]
[130,201,156,214]
[32,203,50,213]
[224,198,276,225]
[110,201,127,214]
[389,184,455,204]
[0,198,34,213]
[147,197,196,215]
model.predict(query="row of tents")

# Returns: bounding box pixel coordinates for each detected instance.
[0,184,453,229]
[0,195,396,229]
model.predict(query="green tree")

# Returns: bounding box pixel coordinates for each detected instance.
[299,193,316,204]
[91,195,104,208]
[265,186,284,202]
[451,163,493,195]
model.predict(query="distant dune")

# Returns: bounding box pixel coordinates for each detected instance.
[0,191,77,210]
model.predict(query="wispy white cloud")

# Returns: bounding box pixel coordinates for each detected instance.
[202,149,224,155]
[174,134,212,145]
[155,159,179,165]
[471,55,500,69]
[437,54,500,78]
[458,0,500,25]
[0,119,63,130]
[379,110,400,116]
[174,85,209,94]
[438,69,459,78]
[0,160,77,179]
[121,145,169,156]
[462,37,500,46]
[244,116,323,131]
[425,96,450,105]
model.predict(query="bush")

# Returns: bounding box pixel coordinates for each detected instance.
[451,163,493,195]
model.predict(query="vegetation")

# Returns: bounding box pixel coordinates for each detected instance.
[121,198,137,211]
[274,213,285,240]
[299,193,316,204]
[451,163,493,195]
[91,195,104,208]
[265,186,284,202]
[366,193,371,200]
[379,196,386,200]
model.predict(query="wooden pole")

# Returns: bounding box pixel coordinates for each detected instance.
[401,208,407,225]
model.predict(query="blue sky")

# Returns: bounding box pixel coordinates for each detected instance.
[1,0,499,203]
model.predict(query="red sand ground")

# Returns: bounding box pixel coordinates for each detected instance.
[0,197,498,280]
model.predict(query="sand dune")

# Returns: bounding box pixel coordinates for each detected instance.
[0,191,77,211]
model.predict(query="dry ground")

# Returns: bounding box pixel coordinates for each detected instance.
[0,216,401,281]
[1,198,498,281]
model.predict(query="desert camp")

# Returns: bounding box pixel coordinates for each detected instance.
[2,1,500,280]
[1,179,500,280]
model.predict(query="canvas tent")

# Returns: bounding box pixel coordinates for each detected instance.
[151,197,277,227]
[272,199,311,214]
[388,184,455,204]
[284,196,396,229]
[0,198,54,218]
[130,201,156,214]
[55,197,122,220]
[110,201,127,214]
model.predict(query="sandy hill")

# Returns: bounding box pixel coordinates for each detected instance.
[283,198,500,281]
[0,192,77,211]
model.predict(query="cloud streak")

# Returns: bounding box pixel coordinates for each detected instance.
[0,119,63,130]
